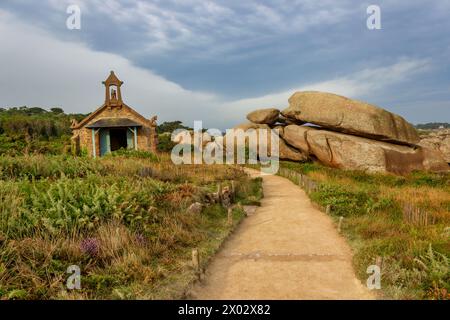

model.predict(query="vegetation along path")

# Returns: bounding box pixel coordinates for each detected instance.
[190,168,374,299]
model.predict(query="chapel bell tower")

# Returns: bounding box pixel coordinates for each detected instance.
[103,71,124,107]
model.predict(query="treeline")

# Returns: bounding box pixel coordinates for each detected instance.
[0,107,192,155]
[156,121,193,152]
[156,120,192,134]
[0,106,86,155]
[0,106,88,137]
[415,122,450,130]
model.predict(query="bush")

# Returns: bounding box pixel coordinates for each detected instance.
[157,134,176,152]
[0,106,86,156]
[310,183,372,217]
[414,244,450,298]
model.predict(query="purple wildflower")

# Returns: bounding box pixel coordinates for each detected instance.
[80,237,100,256]
[134,233,147,246]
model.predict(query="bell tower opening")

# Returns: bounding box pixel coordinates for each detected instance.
[103,71,124,107]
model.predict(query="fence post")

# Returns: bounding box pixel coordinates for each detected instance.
[227,208,233,226]
[375,256,383,270]
[192,248,200,271]
[231,181,236,202]
[338,216,344,233]
[217,183,222,205]
[326,205,331,215]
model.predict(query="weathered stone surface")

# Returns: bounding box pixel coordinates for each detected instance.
[283,125,448,174]
[247,108,280,125]
[282,125,314,154]
[233,122,270,131]
[187,202,203,214]
[278,114,306,126]
[282,91,420,145]
[221,186,232,207]
[273,125,285,135]
[419,129,450,163]
[279,138,307,161]
[421,148,450,172]
[225,123,307,161]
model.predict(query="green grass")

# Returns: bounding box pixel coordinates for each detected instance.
[279,161,450,300]
[0,155,263,299]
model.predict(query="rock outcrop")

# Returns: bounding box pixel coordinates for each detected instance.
[232,91,448,175]
[282,125,313,154]
[283,125,448,174]
[278,138,307,162]
[282,91,420,145]
[226,123,307,162]
[246,108,280,125]
[419,129,450,163]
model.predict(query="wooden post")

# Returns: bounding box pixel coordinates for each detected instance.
[338,216,344,233]
[227,208,233,226]
[326,205,331,215]
[192,248,199,271]
[375,256,383,270]
[231,181,235,201]
[217,183,222,205]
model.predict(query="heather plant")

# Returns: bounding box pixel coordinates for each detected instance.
[80,238,100,257]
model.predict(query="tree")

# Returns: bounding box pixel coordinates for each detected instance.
[50,107,64,114]
[25,107,47,115]
[157,121,191,134]
[416,123,450,129]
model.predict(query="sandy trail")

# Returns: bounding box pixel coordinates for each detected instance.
[189,169,374,300]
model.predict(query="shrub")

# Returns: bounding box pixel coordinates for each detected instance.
[414,244,450,297]
[310,183,372,217]
[157,134,176,152]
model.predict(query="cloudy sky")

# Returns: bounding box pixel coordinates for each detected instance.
[0,0,449,129]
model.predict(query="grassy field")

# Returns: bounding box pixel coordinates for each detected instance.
[279,161,449,300]
[0,152,262,299]
[0,148,447,300]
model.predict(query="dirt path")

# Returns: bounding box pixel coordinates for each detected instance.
[189,169,374,300]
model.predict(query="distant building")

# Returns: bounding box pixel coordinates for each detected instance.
[71,71,158,157]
